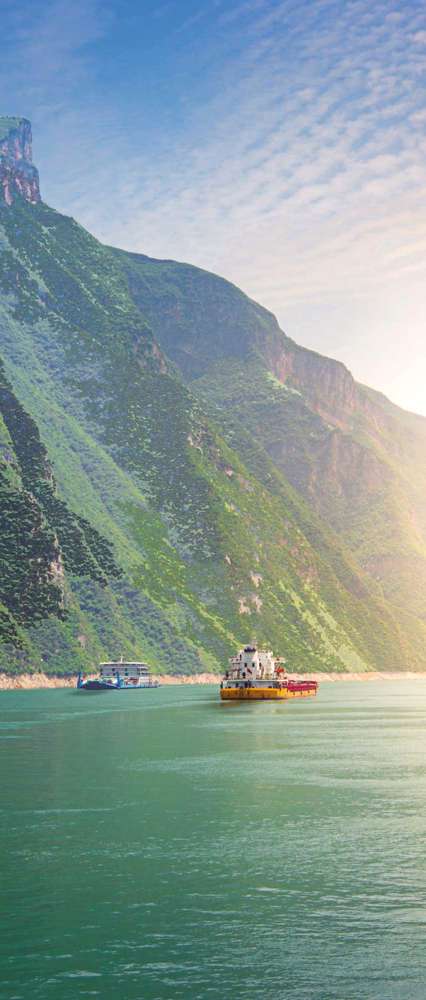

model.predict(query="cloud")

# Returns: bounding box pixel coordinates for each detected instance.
[0,0,112,113]
[2,0,426,412]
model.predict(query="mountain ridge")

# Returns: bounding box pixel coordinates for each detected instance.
[0,117,424,675]
[113,246,426,625]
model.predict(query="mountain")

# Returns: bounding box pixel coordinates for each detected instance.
[0,116,425,676]
[0,358,123,666]
[115,251,426,629]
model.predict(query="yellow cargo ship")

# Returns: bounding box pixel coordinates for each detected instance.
[220,644,318,701]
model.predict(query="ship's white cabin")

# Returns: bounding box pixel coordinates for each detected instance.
[99,661,150,682]
[223,644,286,688]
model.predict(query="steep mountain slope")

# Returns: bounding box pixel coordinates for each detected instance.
[116,252,426,632]
[0,116,425,674]
[0,358,123,670]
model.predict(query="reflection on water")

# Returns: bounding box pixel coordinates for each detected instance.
[1,682,426,999]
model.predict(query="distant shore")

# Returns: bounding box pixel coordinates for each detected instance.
[1,670,426,690]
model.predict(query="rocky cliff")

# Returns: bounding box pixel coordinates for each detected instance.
[0,118,40,206]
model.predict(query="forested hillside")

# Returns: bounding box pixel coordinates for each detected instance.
[0,358,122,669]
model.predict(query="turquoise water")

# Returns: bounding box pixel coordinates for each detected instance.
[1,682,426,999]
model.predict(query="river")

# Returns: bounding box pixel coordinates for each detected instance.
[1,681,426,999]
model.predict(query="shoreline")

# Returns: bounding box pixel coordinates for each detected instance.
[1,670,426,690]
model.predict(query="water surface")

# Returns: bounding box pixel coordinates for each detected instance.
[1,681,426,999]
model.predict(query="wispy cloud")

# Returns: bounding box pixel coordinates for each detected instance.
[2,0,426,412]
[1,0,110,104]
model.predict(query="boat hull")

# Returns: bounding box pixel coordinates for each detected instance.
[77,680,160,691]
[220,685,317,701]
[78,680,115,691]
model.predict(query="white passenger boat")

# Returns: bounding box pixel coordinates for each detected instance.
[77,657,160,691]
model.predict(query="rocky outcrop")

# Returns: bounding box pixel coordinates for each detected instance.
[270,344,358,429]
[0,118,40,205]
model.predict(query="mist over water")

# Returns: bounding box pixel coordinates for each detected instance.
[1,682,426,999]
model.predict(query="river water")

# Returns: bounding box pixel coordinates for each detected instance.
[1,682,426,1000]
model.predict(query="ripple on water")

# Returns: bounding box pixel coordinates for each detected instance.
[2,682,426,1000]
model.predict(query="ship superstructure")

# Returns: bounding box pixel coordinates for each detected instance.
[77,658,160,691]
[220,644,317,700]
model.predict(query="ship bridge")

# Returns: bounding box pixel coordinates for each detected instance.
[227,645,280,682]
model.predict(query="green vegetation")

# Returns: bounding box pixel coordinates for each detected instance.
[116,247,426,665]
[0,194,425,675]
[0,357,123,666]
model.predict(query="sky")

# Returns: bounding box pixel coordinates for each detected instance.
[2,0,426,414]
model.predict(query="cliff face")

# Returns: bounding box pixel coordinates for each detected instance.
[0,118,40,206]
[268,343,359,430]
